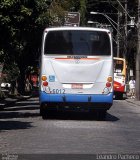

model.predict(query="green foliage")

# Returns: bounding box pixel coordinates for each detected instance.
[0,0,50,64]
[2,62,20,82]
[79,0,87,25]
[46,0,73,26]
[0,0,17,8]
[0,0,52,93]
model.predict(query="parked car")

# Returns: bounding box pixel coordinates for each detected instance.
[1,82,11,95]
[1,83,11,88]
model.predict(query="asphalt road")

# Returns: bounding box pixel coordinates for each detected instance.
[0,97,140,159]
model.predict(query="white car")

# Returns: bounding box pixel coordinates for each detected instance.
[1,83,11,88]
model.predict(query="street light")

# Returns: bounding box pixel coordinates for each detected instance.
[87,20,104,28]
[90,12,122,37]
[88,20,113,31]
[90,12,118,26]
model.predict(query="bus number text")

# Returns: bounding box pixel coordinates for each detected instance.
[51,89,65,94]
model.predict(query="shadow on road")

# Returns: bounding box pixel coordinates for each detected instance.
[0,109,119,121]
[5,106,39,111]
[1,106,119,122]
[106,113,119,121]
[43,111,119,122]
[0,111,40,119]
[0,98,119,121]
[0,120,33,131]
[0,99,40,119]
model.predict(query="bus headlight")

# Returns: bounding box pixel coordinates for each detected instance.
[41,75,49,87]
[102,76,113,94]
[107,76,113,82]
[43,81,48,86]
[42,75,47,81]
[106,82,111,87]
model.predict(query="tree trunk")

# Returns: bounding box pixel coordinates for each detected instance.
[0,63,4,98]
[17,66,26,95]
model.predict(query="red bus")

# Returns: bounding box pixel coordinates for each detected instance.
[114,57,127,99]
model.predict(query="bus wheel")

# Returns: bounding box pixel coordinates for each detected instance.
[118,94,123,100]
[96,110,107,121]
[115,93,123,100]
[40,105,47,119]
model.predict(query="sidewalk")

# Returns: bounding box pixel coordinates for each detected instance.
[126,92,140,106]
[125,98,140,106]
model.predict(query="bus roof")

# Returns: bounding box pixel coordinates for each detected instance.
[44,27,111,33]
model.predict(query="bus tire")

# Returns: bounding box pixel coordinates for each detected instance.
[96,110,107,121]
[115,93,123,100]
[118,93,123,100]
[40,105,47,119]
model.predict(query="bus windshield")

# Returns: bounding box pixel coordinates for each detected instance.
[44,30,111,55]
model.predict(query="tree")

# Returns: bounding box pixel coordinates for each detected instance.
[79,0,87,25]
[0,0,51,94]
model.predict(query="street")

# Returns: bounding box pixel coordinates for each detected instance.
[0,97,140,158]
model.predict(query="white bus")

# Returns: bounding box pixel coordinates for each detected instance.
[40,27,113,120]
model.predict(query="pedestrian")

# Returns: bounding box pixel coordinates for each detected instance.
[129,77,136,99]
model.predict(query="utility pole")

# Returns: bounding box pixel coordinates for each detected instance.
[124,0,127,59]
[136,0,140,100]
[117,11,120,57]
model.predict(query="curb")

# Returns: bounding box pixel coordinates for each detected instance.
[125,98,140,106]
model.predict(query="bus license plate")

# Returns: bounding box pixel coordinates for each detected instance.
[71,84,83,89]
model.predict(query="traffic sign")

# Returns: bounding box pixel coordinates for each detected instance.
[64,12,80,26]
